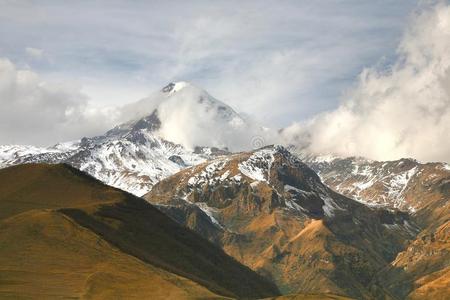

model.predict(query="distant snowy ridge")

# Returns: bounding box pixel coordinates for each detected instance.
[303,153,450,212]
[0,131,212,196]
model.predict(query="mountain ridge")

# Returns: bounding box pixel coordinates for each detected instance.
[144,145,422,299]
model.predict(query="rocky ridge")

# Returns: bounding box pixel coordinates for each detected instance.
[145,145,420,299]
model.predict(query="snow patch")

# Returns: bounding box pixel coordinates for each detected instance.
[238,148,275,182]
[387,166,418,201]
[284,184,301,193]
[312,154,340,163]
[187,159,228,187]
[250,181,260,189]
[441,163,450,171]
[195,202,223,228]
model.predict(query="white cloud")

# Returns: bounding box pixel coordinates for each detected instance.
[25,47,44,59]
[283,3,450,163]
[0,58,119,146]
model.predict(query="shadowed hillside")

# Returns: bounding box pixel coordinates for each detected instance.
[0,163,279,299]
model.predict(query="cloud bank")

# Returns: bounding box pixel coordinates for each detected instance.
[0,58,118,145]
[283,3,450,163]
[0,1,417,127]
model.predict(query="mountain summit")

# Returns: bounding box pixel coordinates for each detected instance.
[161,81,190,94]
[118,81,267,151]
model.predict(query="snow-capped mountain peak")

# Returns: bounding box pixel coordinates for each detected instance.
[118,81,273,151]
[0,82,275,196]
[161,81,190,94]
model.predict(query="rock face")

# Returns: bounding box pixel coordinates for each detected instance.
[145,146,421,299]
[301,154,450,299]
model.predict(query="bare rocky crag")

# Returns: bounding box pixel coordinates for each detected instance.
[144,146,439,299]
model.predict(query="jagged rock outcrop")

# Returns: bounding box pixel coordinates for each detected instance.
[145,146,419,299]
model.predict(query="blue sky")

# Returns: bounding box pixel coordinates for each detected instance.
[0,0,419,130]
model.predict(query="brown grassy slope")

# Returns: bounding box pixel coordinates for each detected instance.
[0,210,222,299]
[0,163,279,299]
[0,163,124,220]
[60,197,280,298]
[407,267,450,300]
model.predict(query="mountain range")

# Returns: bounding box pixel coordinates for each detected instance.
[0,82,448,299]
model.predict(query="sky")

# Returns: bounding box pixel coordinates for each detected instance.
[1,0,449,162]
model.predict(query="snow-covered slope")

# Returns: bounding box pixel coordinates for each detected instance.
[0,132,214,196]
[0,142,79,168]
